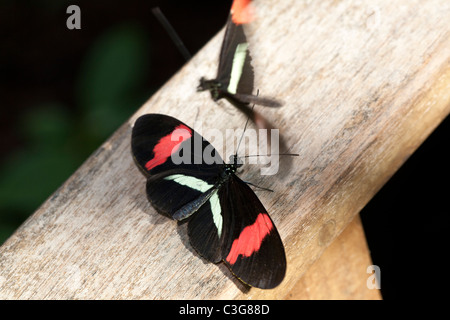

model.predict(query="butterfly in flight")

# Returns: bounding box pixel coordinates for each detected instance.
[131,113,286,289]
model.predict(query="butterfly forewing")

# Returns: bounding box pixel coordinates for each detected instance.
[132,114,191,175]
[132,114,223,172]
[219,175,286,289]
[132,114,223,215]
[217,15,254,97]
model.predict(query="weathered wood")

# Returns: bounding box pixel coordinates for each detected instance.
[287,215,382,300]
[1,0,449,299]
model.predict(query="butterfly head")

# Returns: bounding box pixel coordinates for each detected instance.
[228,154,243,169]
[198,77,221,100]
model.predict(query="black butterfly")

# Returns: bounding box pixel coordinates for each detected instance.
[197,0,282,113]
[131,113,286,289]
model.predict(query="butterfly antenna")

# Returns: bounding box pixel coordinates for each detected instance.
[243,153,300,158]
[152,7,192,61]
[235,89,258,158]
[244,181,274,192]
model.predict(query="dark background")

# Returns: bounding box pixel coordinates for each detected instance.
[0,0,448,300]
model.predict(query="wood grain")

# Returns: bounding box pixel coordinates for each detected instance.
[287,215,382,300]
[1,0,449,299]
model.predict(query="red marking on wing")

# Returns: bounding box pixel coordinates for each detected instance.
[226,213,273,265]
[145,124,192,171]
[231,0,255,25]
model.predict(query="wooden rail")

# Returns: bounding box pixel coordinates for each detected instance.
[1,0,449,299]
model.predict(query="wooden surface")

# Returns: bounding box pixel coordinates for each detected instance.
[1,0,450,299]
[287,215,381,300]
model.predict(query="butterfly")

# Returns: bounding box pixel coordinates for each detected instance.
[131,113,286,289]
[197,0,282,113]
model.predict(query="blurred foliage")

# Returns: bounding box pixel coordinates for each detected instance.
[0,23,151,244]
[77,24,150,143]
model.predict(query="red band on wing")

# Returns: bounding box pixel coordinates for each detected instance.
[226,213,273,265]
[145,124,192,171]
[231,0,255,25]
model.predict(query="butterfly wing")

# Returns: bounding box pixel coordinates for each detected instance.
[132,114,225,261]
[186,188,224,263]
[217,7,254,97]
[132,114,286,288]
[132,114,218,175]
[219,174,286,289]
[131,114,223,217]
[185,173,287,281]
[216,1,282,109]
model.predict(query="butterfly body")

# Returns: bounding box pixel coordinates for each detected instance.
[198,77,222,101]
[170,159,241,221]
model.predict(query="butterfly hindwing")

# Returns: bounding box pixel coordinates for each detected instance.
[187,189,223,263]
[144,170,214,218]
